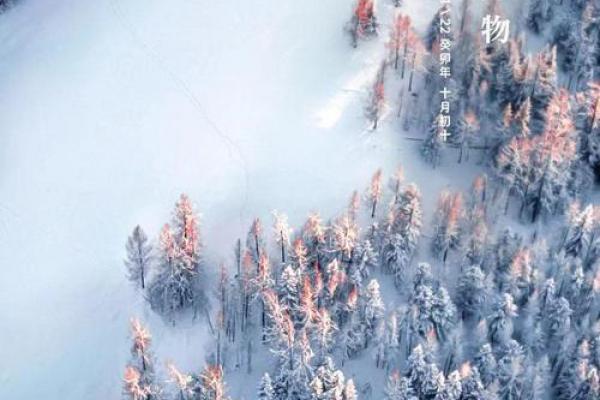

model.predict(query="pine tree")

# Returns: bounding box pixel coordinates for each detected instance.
[527,90,577,222]
[456,265,488,321]
[407,345,443,398]
[366,63,386,130]
[435,370,462,400]
[473,344,497,388]
[386,371,417,400]
[431,287,457,343]
[310,357,347,400]
[496,340,525,400]
[167,363,194,400]
[199,365,230,400]
[332,214,359,264]
[367,169,383,218]
[527,0,552,34]
[258,373,275,400]
[302,213,327,269]
[279,265,300,316]
[382,183,423,287]
[487,293,517,347]
[347,0,377,48]
[246,218,266,271]
[125,225,152,290]
[344,379,358,400]
[459,365,489,400]
[421,117,446,168]
[432,191,464,263]
[273,211,292,264]
[454,110,479,164]
[148,195,207,321]
[545,296,572,349]
[388,13,412,72]
[362,279,385,346]
[124,318,160,400]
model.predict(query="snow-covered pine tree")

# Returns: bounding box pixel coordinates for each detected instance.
[148,195,207,321]
[529,46,558,135]
[406,345,443,398]
[431,191,464,263]
[124,318,160,400]
[388,13,412,72]
[302,212,327,270]
[527,0,553,34]
[365,63,386,130]
[361,279,385,347]
[351,239,377,287]
[247,218,266,269]
[344,379,358,400]
[309,356,349,400]
[487,293,517,347]
[258,373,275,400]
[367,169,383,219]
[385,371,417,400]
[273,211,292,264]
[347,0,377,48]
[279,265,300,317]
[381,183,423,287]
[473,343,497,389]
[421,116,445,169]
[455,265,488,321]
[198,365,230,400]
[125,225,152,290]
[332,214,359,265]
[167,363,194,400]
[458,365,489,400]
[435,370,462,400]
[496,340,525,400]
[454,110,479,164]
[527,90,577,222]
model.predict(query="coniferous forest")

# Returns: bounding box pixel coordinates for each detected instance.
[118,1,600,399]
[2,0,600,399]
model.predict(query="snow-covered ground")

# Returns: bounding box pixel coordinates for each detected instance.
[0,0,497,398]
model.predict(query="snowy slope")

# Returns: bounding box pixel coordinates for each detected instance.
[0,0,492,398]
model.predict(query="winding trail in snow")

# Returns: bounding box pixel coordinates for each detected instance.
[107,0,250,230]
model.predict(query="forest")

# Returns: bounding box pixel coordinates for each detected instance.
[115,0,600,399]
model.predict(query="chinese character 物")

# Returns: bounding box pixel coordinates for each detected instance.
[481,15,510,44]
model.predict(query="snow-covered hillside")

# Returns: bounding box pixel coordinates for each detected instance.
[0,0,457,398]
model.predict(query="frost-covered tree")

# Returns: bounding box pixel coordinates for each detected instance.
[310,357,349,400]
[367,169,383,219]
[455,265,488,321]
[496,340,525,400]
[148,195,208,321]
[125,225,152,290]
[386,371,417,400]
[273,211,292,264]
[432,191,464,263]
[473,344,497,388]
[527,0,552,34]
[487,293,517,347]
[435,370,462,400]
[381,183,423,287]
[362,279,385,346]
[347,0,377,48]
[258,373,275,400]
[124,318,160,400]
[407,345,443,398]
[366,63,386,130]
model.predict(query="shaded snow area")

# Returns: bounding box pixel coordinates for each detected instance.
[0,0,500,398]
